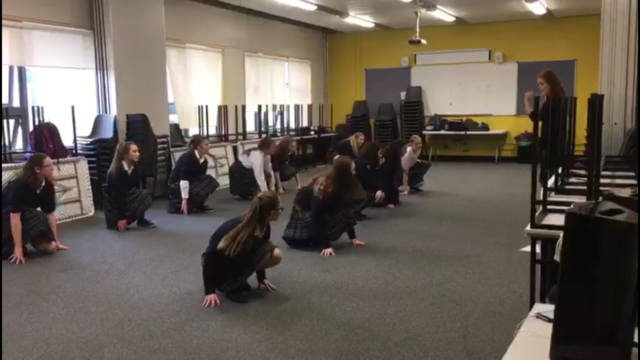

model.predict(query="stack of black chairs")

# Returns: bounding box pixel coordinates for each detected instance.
[400,86,425,142]
[74,114,118,208]
[347,101,372,141]
[125,114,172,198]
[373,103,400,145]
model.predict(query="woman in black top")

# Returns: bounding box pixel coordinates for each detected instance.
[103,142,155,231]
[378,139,405,209]
[525,70,566,185]
[2,153,68,264]
[201,191,283,307]
[333,132,364,160]
[353,142,384,219]
[168,135,219,215]
[282,156,365,257]
[272,136,300,194]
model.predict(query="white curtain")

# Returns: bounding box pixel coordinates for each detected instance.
[244,54,287,132]
[166,45,222,135]
[2,24,95,69]
[2,23,96,145]
[287,59,312,126]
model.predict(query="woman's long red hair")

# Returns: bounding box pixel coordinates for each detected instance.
[538,70,566,97]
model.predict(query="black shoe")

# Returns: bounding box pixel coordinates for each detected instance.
[196,205,216,214]
[237,281,252,292]
[226,289,249,304]
[137,218,157,229]
[353,212,367,221]
[410,187,424,192]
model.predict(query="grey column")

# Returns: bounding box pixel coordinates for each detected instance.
[598,0,638,155]
[92,0,114,115]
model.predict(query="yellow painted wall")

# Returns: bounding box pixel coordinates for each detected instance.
[328,16,601,156]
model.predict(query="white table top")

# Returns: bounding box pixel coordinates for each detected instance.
[424,130,508,135]
[504,304,639,360]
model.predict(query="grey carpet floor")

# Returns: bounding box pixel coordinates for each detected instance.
[2,162,534,360]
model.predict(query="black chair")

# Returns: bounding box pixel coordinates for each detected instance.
[400,86,426,142]
[374,103,400,145]
[348,100,372,141]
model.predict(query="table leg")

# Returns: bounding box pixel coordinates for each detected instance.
[530,238,537,309]
[429,146,434,162]
[495,145,499,165]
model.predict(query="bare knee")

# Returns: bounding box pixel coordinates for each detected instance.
[35,241,57,254]
[271,248,282,267]
[260,248,282,269]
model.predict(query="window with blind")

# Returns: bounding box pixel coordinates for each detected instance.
[166,44,222,137]
[2,22,97,146]
[244,54,311,132]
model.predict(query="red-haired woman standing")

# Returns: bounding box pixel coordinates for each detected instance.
[524,70,566,184]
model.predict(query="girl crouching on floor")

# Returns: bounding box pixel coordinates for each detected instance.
[282,156,365,257]
[401,135,432,195]
[202,191,283,307]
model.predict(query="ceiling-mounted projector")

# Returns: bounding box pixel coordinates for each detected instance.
[409,37,426,46]
[409,10,426,46]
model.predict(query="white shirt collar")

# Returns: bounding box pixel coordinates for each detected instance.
[122,161,133,174]
[195,151,206,164]
[36,180,45,193]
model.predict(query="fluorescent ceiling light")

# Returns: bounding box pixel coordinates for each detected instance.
[524,0,548,15]
[399,0,413,2]
[344,15,376,28]
[426,7,456,23]
[276,0,317,11]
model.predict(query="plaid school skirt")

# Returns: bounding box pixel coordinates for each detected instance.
[282,206,356,248]
[409,162,432,187]
[169,175,219,210]
[229,162,272,198]
[201,241,277,292]
[103,188,153,229]
[2,208,55,259]
[353,192,376,213]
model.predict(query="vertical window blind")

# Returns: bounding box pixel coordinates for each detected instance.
[166,44,222,135]
[244,53,311,131]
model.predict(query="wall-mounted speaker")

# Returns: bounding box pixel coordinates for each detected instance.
[551,201,638,360]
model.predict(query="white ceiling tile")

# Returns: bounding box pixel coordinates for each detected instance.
[216,0,602,32]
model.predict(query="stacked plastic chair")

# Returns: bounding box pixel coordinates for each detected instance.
[374,103,400,145]
[125,114,172,198]
[400,86,426,142]
[348,100,373,141]
[74,114,119,207]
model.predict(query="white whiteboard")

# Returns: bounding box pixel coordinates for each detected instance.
[411,62,518,115]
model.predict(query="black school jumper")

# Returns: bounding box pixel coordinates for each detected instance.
[271,153,297,183]
[168,150,219,212]
[333,139,358,160]
[379,152,401,206]
[103,165,153,229]
[1,178,56,259]
[201,216,276,295]
[282,186,357,250]
[529,98,563,185]
[354,158,378,212]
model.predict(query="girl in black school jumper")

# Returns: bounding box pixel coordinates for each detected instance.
[400,135,432,196]
[378,139,405,209]
[168,135,219,215]
[201,191,283,307]
[103,142,155,231]
[353,142,385,220]
[2,153,69,264]
[332,132,365,160]
[272,136,301,194]
[229,137,276,199]
[282,156,366,257]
